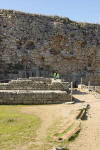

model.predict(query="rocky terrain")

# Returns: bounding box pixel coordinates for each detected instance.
[0,9,100,85]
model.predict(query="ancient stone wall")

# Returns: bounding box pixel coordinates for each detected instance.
[0,90,70,104]
[0,77,71,104]
[0,78,69,90]
[0,9,100,85]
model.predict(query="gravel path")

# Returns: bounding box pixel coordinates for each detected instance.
[68,91,100,150]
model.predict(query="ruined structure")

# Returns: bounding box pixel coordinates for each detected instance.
[0,77,71,104]
[0,9,100,85]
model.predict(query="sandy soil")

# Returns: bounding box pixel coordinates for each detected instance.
[68,91,100,150]
[17,102,80,149]
[16,90,100,150]
[20,104,76,141]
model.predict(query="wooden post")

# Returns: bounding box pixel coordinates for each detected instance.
[88,81,90,93]
[71,82,73,101]
[81,77,82,85]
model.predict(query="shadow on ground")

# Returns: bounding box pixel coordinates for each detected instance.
[82,113,88,120]
[73,97,85,104]
[72,90,88,95]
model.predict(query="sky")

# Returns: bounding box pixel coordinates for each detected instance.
[0,0,100,24]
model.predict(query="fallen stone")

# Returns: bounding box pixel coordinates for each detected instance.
[51,147,66,150]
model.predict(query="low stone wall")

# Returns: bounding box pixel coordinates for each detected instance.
[50,82,69,90]
[0,79,70,91]
[78,84,100,93]
[0,90,71,104]
[0,81,48,90]
[0,77,71,104]
[78,84,86,89]
[95,86,100,93]
[29,77,52,84]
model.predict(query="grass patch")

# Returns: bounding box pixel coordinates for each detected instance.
[47,118,62,142]
[0,105,41,150]
[46,118,70,150]
[55,122,75,138]
[46,120,80,149]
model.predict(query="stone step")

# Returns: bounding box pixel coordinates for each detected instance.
[0,80,70,91]
[29,77,52,83]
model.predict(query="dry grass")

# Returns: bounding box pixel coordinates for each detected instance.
[0,106,41,150]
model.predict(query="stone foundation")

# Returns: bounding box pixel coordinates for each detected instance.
[0,77,71,104]
[0,78,69,90]
[0,90,71,104]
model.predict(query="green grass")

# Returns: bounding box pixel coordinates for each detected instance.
[46,120,80,150]
[47,118,62,142]
[0,106,41,150]
[69,130,80,142]
[46,118,69,150]
[54,122,75,138]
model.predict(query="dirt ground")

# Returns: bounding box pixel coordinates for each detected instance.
[17,90,100,150]
[19,103,77,149]
[68,91,100,150]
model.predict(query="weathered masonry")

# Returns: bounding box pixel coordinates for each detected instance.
[0,77,71,104]
[0,9,100,85]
